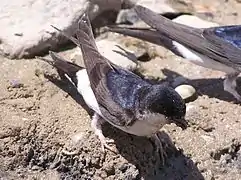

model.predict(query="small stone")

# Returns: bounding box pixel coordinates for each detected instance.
[31,165,42,171]
[175,84,197,102]
[71,132,85,145]
[116,9,140,24]
[9,80,24,88]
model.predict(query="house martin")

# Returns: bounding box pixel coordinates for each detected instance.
[108,5,241,101]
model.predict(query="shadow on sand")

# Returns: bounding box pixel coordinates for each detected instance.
[161,68,241,104]
[102,123,204,180]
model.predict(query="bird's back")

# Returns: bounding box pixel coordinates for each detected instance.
[106,68,150,110]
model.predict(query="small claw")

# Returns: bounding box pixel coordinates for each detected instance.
[91,113,117,153]
[99,135,117,153]
[100,140,118,153]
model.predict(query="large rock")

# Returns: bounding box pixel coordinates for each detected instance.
[0,0,129,59]
[136,0,175,13]
[172,14,219,28]
[70,39,138,70]
[116,0,176,24]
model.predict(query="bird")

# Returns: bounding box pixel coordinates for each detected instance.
[107,5,241,102]
[37,12,187,161]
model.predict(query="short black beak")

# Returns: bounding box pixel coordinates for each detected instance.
[171,117,188,130]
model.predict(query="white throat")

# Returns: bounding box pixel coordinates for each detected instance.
[117,113,168,137]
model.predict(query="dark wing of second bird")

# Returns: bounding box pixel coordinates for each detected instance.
[128,5,241,71]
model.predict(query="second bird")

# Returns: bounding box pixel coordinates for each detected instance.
[109,5,241,102]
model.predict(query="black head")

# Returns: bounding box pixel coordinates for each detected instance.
[142,85,187,129]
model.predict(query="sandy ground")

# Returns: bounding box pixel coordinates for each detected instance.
[1,0,241,179]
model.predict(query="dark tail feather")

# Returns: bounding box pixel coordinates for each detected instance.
[36,51,83,86]
[107,25,172,47]
[133,5,203,46]
[36,51,83,74]
[134,5,197,36]
[50,14,99,58]
[51,13,108,73]
[107,25,184,57]
[51,25,80,46]
[75,13,108,68]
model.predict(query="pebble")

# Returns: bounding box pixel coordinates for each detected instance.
[116,9,140,24]
[9,79,24,88]
[175,84,197,102]
[71,132,85,145]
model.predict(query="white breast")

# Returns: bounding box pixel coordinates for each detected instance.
[116,113,168,137]
[76,69,102,115]
[173,41,236,74]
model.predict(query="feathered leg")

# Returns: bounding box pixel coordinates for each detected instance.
[91,113,116,153]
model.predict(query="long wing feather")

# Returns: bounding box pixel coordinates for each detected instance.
[75,13,140,126]
[107,25,182,57]
[134,5,241,70]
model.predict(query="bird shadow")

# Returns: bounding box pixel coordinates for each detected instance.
[143,68,241,104]
[43,74,93,117]
[102,123,204,180]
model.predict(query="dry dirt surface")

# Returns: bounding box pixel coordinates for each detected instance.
[1,0,241,180]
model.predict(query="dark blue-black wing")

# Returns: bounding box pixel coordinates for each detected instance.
[135,5,241,70]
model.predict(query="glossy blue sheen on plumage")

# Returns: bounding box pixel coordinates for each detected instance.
[214,26,241,49]
[106,68,150,109]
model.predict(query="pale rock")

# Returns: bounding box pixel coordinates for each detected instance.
[71,132,85,145]
[116,0,176,24]
[116,9,139,24]
[172,14,219,28]
[136,0,176,14]
[0,0,128,59]
[175,84,197,102]
[71,39,138,70]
